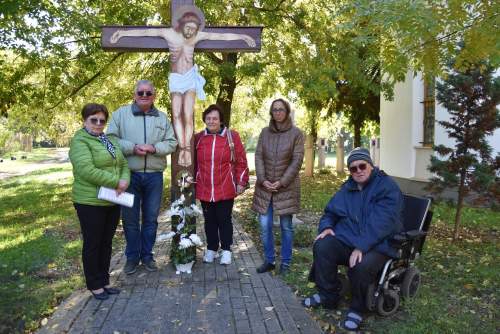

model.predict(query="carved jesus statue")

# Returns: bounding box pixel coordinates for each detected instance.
[110,5,255,167]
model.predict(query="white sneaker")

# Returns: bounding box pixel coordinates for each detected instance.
[203,250,217,263]
[220,250,232,265]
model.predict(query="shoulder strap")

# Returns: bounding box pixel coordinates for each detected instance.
[226,128,236,163]
[194,132,202,151]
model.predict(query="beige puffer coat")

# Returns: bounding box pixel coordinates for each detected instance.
[251,116,305,215]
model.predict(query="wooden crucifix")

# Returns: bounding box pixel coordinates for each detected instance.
[101,0,262,200]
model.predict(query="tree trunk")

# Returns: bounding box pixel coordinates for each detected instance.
[317,142,326,168]
[453,172,467,241]
[304,134,315,177]
[353,120,362,148]
[215,53,238,127]
[336,134,345,173]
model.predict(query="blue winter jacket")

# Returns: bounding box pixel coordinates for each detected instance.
[318,168,403,258]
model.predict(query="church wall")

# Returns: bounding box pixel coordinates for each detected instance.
[380,71,417,179]
[380,70,500,200]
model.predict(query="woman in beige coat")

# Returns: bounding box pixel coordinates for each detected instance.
[252,98,305,274]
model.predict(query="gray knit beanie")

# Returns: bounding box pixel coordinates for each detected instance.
[347,147,373,167]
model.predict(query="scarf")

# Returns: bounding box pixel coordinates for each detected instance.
[83,127,116,159]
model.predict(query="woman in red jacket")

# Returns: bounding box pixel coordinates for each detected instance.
[194,104,249,265]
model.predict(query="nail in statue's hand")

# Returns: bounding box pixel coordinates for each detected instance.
[110,31,121,44]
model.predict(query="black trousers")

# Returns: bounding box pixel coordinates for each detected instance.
[201,199,234,251]
[312,235,389,313]
[74,203,120,290]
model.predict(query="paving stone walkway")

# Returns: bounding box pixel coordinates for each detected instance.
[37,217,322,334]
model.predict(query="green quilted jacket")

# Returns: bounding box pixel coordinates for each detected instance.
[69,128,130,206]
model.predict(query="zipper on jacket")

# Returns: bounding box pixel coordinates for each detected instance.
[273,133,281,181]
[143,114,147,173]
[210,134,216,201]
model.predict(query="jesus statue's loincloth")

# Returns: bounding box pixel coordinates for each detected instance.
[168,65,206,100]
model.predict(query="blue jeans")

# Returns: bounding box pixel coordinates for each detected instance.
[122,171,163,263]
[259,201,294,266]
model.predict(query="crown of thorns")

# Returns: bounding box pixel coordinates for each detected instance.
[173,5,206,32]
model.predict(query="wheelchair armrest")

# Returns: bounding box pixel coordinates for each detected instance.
[390,233,408,248]
[406,229,427,239]
[390,230,426,248]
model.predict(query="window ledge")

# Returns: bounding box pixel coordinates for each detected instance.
[414,145,433,150]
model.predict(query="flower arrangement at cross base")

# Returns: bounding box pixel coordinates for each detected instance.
[157,171,203,274]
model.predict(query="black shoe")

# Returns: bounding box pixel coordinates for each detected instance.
[124,260,139,275]
[91,290,109,300]
[279,264,290,275]
[256,262,275,274]
[103,287,121,295]
[143,259,158,272]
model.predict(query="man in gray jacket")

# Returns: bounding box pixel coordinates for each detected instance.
[107,80,177,274]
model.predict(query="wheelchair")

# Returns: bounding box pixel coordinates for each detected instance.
[363,194,433,316]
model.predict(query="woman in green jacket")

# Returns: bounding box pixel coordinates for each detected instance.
[69,103,130,300]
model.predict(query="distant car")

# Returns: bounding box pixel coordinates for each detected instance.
[11,156,16,160]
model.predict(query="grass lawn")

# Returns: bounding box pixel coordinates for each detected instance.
[0,149,171,333]
[236,168,499,334]
[0,164,82,333]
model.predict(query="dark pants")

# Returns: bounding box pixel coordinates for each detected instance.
[74,203,120,290]
[121,171,163,263]
[313,235,389,313]
[201,199,234,251]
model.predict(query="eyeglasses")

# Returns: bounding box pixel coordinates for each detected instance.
[136,90,153,97]
[88,117,107,125]
[349,163,368,173]
[271,108,286,113]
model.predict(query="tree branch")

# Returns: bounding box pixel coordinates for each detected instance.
[61,36,101,45]
[206,52,223,65]
[251,0,291,12]
[45,52,124,111]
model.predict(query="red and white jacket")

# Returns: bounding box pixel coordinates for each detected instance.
[194,127,249,202]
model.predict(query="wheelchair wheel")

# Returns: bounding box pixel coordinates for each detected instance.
[365,283,376,311]
[376,289,400,316]
[401,267,421,299]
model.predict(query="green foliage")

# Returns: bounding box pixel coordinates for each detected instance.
[301,168,348,212]
[427,57,500,239]
[293,224,316,248]
[0,118,14,154]
[0,1,159,141]
[2,0,499,147]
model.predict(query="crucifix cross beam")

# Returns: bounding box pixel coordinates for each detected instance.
[102,1,262,53]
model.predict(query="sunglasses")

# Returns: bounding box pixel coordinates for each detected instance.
[271,108,286,113]
[136,90,153,97]
[88,117,107,125]
[349,163,368,173]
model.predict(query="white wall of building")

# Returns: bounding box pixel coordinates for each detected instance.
[380,72,423,179]
[380,70,500,181]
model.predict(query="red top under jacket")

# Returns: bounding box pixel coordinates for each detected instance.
[194,127,249,202]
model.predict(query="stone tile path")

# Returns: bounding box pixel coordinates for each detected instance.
[37,218,322,334]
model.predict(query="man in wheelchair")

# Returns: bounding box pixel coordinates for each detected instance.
[303,147,403,331]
